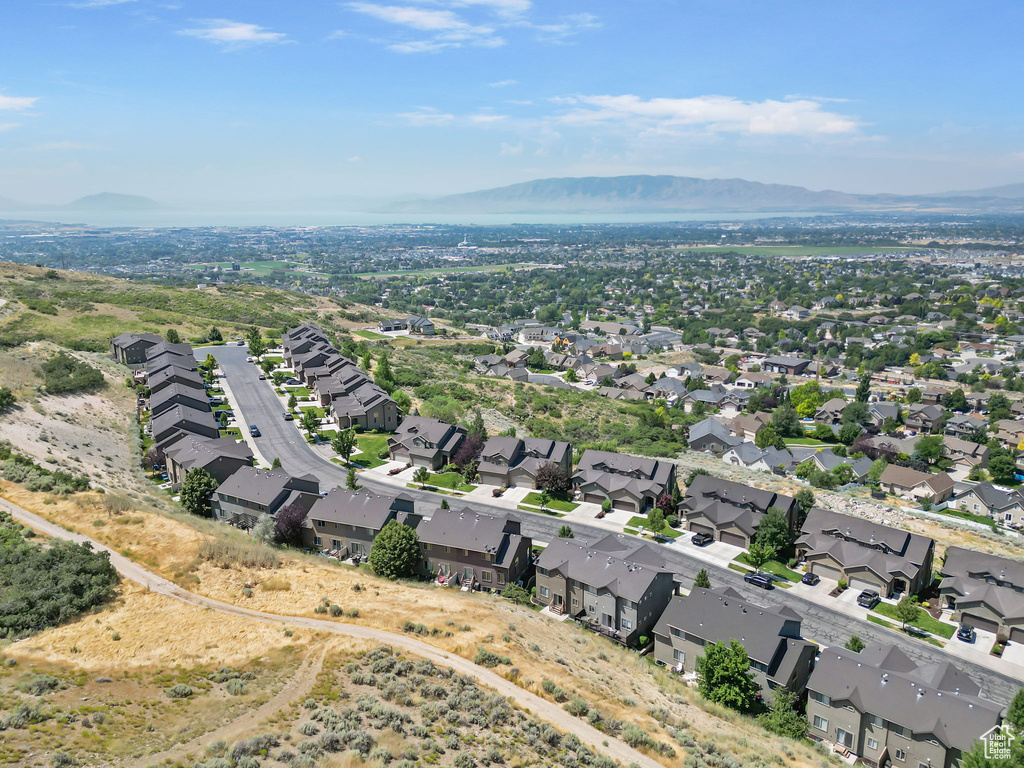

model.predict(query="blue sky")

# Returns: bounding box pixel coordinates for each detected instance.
[2,0,1023,204]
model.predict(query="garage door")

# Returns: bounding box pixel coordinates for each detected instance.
[1009,626,1024,644]
[613,499,636,512]
[962,613,1000,635]
[720,531,747,548]
[689,523,715,537]
[849,576,881,593]
[584,493,604,505]
[811,563,843,582]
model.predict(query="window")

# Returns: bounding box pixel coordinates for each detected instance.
[919,763,929,768]
[314,536,322,547]
[813,716,829,732]
[538,567,549,576]
[836,729,853,749]
[423,543,431,551]
[673,649,685,662]
[670,627,684,639]
[811,691,831,706]
[497,573,506,585]
[890,723,909,739]
[893,750,905,762]
[868,715,884,728]
[481,571,492,582]
[482,553,491,562]
[539,586,549,598]
[867,739,878,751]
[572,598,579,608]
[621,619,632,630]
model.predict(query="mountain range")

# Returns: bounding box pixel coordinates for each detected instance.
[0,193,160,213]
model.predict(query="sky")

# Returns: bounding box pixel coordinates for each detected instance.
[2,0,1024,205]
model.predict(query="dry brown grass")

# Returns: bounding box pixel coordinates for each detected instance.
[3,483,824,768]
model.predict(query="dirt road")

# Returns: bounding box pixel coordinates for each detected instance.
[0,495,666,768]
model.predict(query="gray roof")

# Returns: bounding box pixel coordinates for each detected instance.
[163,434,252,471]
[151,403,218,439]
[955,481,1023,511]
[393,416,465,449]
[682,473,796,516]
[307,487,411,530]
[807,645,1002,753]
[215,466,318,506]
[574,449,674,498]
[537,533,672,602]
[942,545,1024,590]
[653,587,808,668]
[416,507,525,568]
[148,364,204,390]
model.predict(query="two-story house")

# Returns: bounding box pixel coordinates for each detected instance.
[476,436,572,488]
[111,332,163,367]
[904,404,945,434]
[163,434,253,490]
[652,587,817,701]
[939,546,1024,640]
[879,465,954,504]
[211,466,321,527]
[417,507,532,591]
[535,533,677,646]
[950,482,1024,526]
[388,417,467,469]
[806,645,1003,768]
[797,508,935,597]
[678,474,797,548]
[304,487,417,557]
[573,450,677,514]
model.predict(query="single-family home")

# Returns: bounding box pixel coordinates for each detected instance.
[688,418,743,454]
[211,466,321,527]
[573,450,677,513]
[939,546,1024,639]
[476,436,572,488]
[418,507,532,591]
[678,474,797,548]
[879,465,954,503]
[387,417,467,469]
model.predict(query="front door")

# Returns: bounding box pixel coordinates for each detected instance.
[602,613,613,627]
[836,728,853,749]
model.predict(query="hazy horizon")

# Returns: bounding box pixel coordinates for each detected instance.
[3,1,1023,204]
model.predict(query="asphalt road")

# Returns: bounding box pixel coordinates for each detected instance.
[207,344,1024,704]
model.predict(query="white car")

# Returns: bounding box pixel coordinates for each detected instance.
[245,356,254,362]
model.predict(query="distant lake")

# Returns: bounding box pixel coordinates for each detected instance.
[1,209,839,229]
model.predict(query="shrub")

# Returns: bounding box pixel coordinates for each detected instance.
[473,648,511,667]
[50,752,77,767]
[566,697,589,717]
[19,674,63,696]
[329,604,344,617]
[226,678,246,696]
[199,539,279,569]
[166,684,193,699]
[261,578,291,591]
[40,352,105,395]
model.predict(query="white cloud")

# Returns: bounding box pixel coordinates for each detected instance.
[554,94,861,136]
[1013,151,1024,161]
[19,141,94,152]
[0,123,20,132]
[499,141,523,155]
[398,107,456,126]
[67,0,136,7]
[469,113,507,123]
[530,12,600,41]
[180,19,289,48]
[0,94,39,111]
[349,4,478,31]
[489,79,517,88]
[347,156,362,162]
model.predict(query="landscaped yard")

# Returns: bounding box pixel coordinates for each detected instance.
[355,432,391,461]
[734,554,801,582]
[872,602,955,639]
[424,472,477,492]
[353,329,390,340]
[282,385,312,397]
[929,506,997,530]
[298,405,326,418]
[521,491,579,512]
[783,437,830,446]
[517,505,565,518]
[625,515,683,538]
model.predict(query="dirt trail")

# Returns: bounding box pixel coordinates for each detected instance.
[128,650,327,768]
[0,495,665,768]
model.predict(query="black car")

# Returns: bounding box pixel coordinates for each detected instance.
[744,572,774,590]
[690,532,714,547]
[801,572,820,586]
[956,624,976,643]
[283,412,294,421]
[249,425,261,437]
[258,374,266,380]
[856,589,881,609]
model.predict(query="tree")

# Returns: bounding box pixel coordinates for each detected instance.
[838,422,862,446]
[771,403,802,438]
[868,459,888,483]
[913,434,946,465]
[332,429,357,464]
[757,688,806,739]
[0,386,15,411]
[745,541,776,571]
[536,462,572,495]
[844,635,866,653]
[557,524,574,538]
[894,595,922,630]
[694,568,711,589]
[989,452,1017,484]
[695,640,761,713]
[253,513,276,545]
[655,491,674,515]
[537,489,551,510]
[841,400,870,427]
[564,367,578,383]
[647,506,665,532]
[208,326,222,342]
[274,499,308,547]
[904,387,922,404]
[271,457,281,469]
[299,409,320,437]
[501,583,531,604]
[413,466,430,487]
[376,353,394,384]
[755,507,792,555]
[287,393,297,410]
[180,468,218,516]
[1007,687,1024,731]
[795,489,815,522]
[943,388,969,412]
[165,328,181,344]
[346,466,361,491]
[754,422,781,449]
[855,373,871,403]
[367,520,420,579]
[467,410,487,441]
[246,326,266,358]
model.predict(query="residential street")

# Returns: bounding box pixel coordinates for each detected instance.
[207,344,1024,704]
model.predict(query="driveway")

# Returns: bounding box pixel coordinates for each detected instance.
[205,344,1024,704]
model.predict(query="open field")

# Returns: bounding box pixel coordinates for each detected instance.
[672,245,919,257]
[353,262,536,278]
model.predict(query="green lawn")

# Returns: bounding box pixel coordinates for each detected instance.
[425,472,476,492]
[930,506,997,530]
[353,455,388,470]
[299,405,326,418]
[221,427,242,438]
[517,505,566,518]
[355,433,391,461]
[625,515,683,538]
[353,329,390,340]
[872,603,955,639]
[734,554,802,582]
[783,437,830,446]
[522,492,579,512]
[866,614,943,647]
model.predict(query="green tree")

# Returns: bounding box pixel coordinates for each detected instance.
[894,595,922,630]
[346,466,360,491]
[1007,687,1024,730]
[868,459,887,483]
[695,640,761,713]
[0,387,15,411]
[246,326,266,358]
[180,468,218,517]
[208,326,222,342]
[367,520,420,579]
[855,373,871,403]
[647,506,666,532]
[467,410,487,440]
[844,635,866,653]
[943,388,969,412]
[755,422,781,449]
[288,393,297,410]
[252,512,276,545]
[564,367,578,383]
[842,400,871,426]
[501,583,531,604]
[838,422,862,445]
[904,387,922,404]
[755,507,792,555]
[757,688,806,739]
[165,328,181,344]
[331,429,357,464]
[812,422,836,442]
[376,353,394,383]
[271,457,281,469]
[299,409,320,437]
[413,466,430,487]
[537,488,551,510]
[557,524,574,538]
[745,541,776,571]
[772,403,802,438]
[694,568,711,589]
[795,489,816,522]
[912,435,946,465]
[990,452,1017,484]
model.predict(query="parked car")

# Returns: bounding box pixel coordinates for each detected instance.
[856,589,881,609]
[956,624,976,643]
[236,340,245,346]
[744,572,773,590]
[249,425,261,437]
[286,378,302,385]
[801,572,820,586]
[690,532,714,547]
[282,412,294,421]
[258,374,266,380]
[246,356,254,362]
